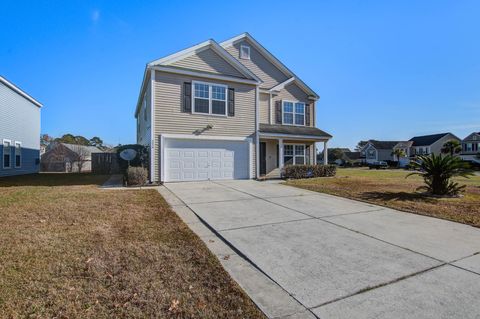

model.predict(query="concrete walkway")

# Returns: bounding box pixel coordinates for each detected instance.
[161,180,480,319]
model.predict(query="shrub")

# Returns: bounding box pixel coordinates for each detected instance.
[283,164,336,179]
[406,154,474,196]
[126,166,148,186]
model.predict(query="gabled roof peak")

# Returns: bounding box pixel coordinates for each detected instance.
[147,39,260,82]
[220,33,319,99]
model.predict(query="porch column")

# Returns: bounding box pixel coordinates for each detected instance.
[323,140,328,165]
[279,138,284,169]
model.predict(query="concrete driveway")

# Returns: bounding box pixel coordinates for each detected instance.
[165,180,480,319]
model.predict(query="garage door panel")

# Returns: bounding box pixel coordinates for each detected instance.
[183,160,195,169]
[164,139,249,182]
[184,151,194,158]
[169,160,181,169]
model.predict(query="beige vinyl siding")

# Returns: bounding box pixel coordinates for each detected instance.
[272,82,315,127]
[259,92,270,124]
[430,134,461,155]
[152,71,256,181]
[224,40,289,89]
[170,48,245,78]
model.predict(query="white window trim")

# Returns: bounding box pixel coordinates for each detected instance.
[283,143,306,165]
[3,139,12,169]
[282,100,305,126]
[14,141,21,168]
[192,81,228,117]
[240,44,251,60]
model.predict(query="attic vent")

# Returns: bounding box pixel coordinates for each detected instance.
[240,45,250,60]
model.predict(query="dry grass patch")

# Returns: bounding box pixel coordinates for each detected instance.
[286,168,480,227]
[0,173,264,318]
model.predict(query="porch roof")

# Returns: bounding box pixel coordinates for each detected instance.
[259,124,332,139]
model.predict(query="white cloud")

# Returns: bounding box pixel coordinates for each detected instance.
[91,9,100,23]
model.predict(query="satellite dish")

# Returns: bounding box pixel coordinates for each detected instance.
[120,149,137,161]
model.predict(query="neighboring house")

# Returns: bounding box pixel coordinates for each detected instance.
[0,76,42,177]
[360,140,400,164]
[135,33,332,182]
[409,133,460,156]
[460,132,480,164]
[392,141,413,167]
[41,143,103,172]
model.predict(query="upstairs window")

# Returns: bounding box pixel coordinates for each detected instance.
[282,101,305,126]
[15,142,21,168]
[193,81,227,116]
[240,45,250,60]
[3,140,11,169]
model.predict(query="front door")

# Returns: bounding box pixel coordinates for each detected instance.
[260,142,267,175]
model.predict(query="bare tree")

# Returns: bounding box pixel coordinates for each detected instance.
[69,145,90,173]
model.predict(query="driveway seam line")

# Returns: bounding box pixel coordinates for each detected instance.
[164,183,318,319]
[217,217,316,232]
[317,217,445,263]
[309,263,447,310]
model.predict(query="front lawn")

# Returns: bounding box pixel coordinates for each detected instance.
[286,168,480,227]
[0,173,264,318]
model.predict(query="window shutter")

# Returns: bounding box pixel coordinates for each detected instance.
[306,145,311,164]
[228,88,235,116]
[305,104,311,126]
[183,82,192,113]
[275,100,282,124]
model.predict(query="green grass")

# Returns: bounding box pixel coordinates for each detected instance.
[0,173,264,318]
[286,168,480,227]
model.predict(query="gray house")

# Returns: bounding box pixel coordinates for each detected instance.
[0,76,42,177]
[360,140,401,164]
[135,33,332,182]
[460,132,480,164]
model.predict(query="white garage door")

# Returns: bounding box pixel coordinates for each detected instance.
[164,139,250,182]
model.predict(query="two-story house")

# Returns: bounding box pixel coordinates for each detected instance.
[409,133,460,156]
[460,132,480,164]
[0,76,42,177]
[135,33,332,182]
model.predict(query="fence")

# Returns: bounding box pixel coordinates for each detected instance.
[92,153,120,174]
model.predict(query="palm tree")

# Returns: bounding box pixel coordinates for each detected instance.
[392,148,406,166]
[406,154,474,196]
[441,140,462,156]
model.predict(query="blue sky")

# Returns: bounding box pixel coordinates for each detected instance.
[1,1,479,149]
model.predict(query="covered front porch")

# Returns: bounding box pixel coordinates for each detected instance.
[258,124,331,179]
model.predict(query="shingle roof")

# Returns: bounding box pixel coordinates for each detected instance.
[394,141,414,149]
[62,143,104,155]
[409,133,450,146]
[259,124,332,138]
[368,140,401,150]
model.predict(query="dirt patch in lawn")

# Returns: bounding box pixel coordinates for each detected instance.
[286,168,480,227]
[0,174,264,318]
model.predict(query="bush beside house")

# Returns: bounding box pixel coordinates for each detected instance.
[284,164,337,179]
